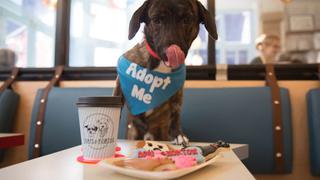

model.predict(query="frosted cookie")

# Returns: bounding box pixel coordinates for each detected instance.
[113,158,174,171]
[112,140,230,172]
[185,141,230,161]
[136,141,174,151]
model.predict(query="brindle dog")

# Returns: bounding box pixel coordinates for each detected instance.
[113,0,217,144]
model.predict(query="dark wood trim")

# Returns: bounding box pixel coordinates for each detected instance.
[54,0,71,66]
[207,0,216,65]
[228,64,319,80]
[0,64,319,81]
[0,66,214,81]
[0,67,117,81]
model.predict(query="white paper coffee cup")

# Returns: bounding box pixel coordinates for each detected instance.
[77,96,122,160]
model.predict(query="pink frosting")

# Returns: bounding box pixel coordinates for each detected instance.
[172,155,197,169]
[145,150,165,160]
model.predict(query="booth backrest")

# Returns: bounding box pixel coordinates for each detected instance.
[0,89,20,161]
[28,87,128,159]
[307,89,320,176]
[28,87,292,174]
[181,87,292,174]
[0,89,19,132]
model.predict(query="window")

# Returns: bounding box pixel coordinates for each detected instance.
[215,0,259,65]
[0,0,57,68]
[215,11,257,64]
[69,0,209,67]
[0,0,317,81]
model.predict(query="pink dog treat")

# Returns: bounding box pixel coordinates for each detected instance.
[145,150,166,160]
[172,155,197,169]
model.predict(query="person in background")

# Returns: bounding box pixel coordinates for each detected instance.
[250,34,281,64]
[0,49,16,68]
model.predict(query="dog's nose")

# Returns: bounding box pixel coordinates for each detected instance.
[165,44,185,68]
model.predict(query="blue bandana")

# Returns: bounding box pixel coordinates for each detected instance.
[117,56,186,115]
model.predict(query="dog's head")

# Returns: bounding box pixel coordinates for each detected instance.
[128,0,218,69]
[96,119,108,137]
[84,124,98,137]
[84,119,108,138]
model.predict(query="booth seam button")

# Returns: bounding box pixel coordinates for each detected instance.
[276,153,282,158]
[275,126,281,131]
[34,144,39,148]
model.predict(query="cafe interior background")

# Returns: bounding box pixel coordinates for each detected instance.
[0,0,320,179]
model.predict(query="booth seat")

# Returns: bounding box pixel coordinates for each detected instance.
[28,87,128,159]
[181,87,292,174]
[28,87,292,174]
[307,89,320,176]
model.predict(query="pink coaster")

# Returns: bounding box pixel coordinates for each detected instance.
[76,146,125,164]
[77,156,100,164]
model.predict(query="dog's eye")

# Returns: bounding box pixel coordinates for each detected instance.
[148,143,153,147]
[183,17,193,24]
[152,17,161,25]
[158,145,163,149]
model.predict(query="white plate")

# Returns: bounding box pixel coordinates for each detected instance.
[99,154,223,180]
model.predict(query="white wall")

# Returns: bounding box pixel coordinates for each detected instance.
[260,0,284,13]
[216,0,259,10]
[216,0,284,12]
[216,0,285,34]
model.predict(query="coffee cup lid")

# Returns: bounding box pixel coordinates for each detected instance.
[76,96,122,107]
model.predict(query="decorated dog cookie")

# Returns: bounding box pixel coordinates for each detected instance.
[136,141,174,151]
[112,141,230,172]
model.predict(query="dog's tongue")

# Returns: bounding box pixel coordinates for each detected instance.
[165,45,185,68]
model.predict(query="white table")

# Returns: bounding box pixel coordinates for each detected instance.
[0,140,254,180]
[0,133,24,149]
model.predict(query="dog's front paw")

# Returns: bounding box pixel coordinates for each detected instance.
[171,134,189,146]
[143,132,155,140]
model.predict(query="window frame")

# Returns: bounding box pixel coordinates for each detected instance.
[0,0,319,81]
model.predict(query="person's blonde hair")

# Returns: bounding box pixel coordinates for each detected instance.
[255,34,280,49]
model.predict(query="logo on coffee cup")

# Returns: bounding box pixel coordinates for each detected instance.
[83,113,114,150]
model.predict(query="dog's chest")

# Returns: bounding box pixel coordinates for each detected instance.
[145,61,172,116]
[153,61,172,74]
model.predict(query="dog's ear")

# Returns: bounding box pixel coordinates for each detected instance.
[196,1,218,40]
[128,1,149,40]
